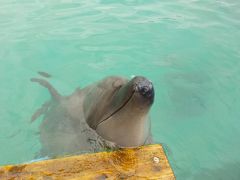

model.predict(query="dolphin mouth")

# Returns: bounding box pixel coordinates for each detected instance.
[96,89,135,127]
[95,76,154,128]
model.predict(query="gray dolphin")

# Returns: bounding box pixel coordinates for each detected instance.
[31,75,154,157]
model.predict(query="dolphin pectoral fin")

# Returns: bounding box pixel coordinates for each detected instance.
[31,78,61,101]
[96,136,119,151]
[31,100,51,122]
[83,123,119,151]
[88,136,119,152]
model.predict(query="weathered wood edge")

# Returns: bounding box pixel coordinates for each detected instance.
[0,144,175,179]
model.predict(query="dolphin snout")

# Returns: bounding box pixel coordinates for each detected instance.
[136,81,153,97]
[133,77,154,102]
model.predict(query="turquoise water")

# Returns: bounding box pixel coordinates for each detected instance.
[0,0,240,179]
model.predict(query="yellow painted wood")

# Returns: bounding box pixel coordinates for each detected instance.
[0,144,175,180]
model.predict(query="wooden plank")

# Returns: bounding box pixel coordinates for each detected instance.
[0,144,175,179]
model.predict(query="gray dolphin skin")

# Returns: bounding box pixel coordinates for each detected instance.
[31,76,154,157]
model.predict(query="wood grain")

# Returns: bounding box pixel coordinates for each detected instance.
[0,144,175,179]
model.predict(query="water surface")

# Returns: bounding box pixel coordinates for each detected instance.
[0,0,240,179]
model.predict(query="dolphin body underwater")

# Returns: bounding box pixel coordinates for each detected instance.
[31,75,154,157]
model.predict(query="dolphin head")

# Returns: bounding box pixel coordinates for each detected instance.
[84,76,154,147]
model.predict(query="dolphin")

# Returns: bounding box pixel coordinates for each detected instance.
[31,75,154,157]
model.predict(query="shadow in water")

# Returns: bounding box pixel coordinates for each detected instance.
[192,162,240,180]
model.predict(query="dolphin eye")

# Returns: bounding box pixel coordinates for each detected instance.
[113,80,123,88]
